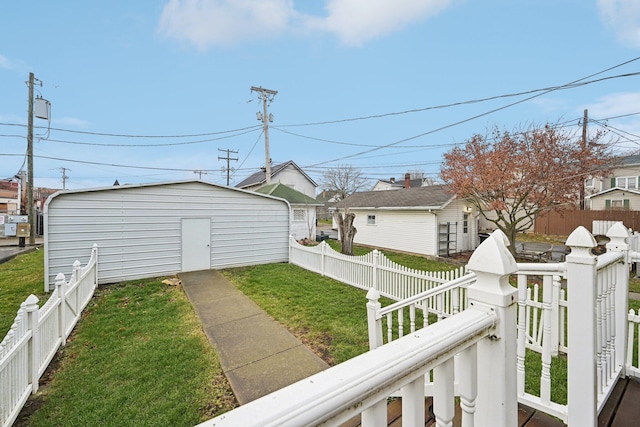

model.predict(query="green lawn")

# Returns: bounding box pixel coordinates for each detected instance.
[0,249,49,336]
[4,242,640,424]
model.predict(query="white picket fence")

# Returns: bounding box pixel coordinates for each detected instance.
[289,236,467,302]
[203,224,639,427]
[0,244,98,427]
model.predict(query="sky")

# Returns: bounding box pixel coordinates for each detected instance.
[1,0,640,192]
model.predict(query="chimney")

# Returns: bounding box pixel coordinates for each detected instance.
[405,173,411,188]
[390,177,395,183]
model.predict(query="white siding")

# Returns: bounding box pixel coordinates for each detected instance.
[350,210,437,256]
[45,181,289,288]
[290,205,317,240]
[347,200,476,256]
[272,165,316,197]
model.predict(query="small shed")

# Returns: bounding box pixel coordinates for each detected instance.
[44,180,290,289]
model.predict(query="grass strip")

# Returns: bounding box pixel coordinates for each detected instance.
[22,278,236,427]
[0,249,48,335]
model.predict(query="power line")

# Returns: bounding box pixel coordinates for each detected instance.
[306,57,640,167]
[278,68,640,128]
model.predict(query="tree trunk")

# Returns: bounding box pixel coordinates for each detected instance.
[336,210,357,256]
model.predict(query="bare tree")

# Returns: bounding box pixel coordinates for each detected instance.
[322,164,370,201]
[334,208,357,255]
[441,123,613,255]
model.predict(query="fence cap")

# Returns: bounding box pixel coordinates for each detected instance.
[605,222,630,240]
[565,226,596,252]
[468,231,517,276]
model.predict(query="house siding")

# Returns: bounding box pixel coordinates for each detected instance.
[589,190,640,211]
[350,210,438,256]
[45,181,289,288]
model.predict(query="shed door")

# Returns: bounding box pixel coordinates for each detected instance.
[181,218,211,272]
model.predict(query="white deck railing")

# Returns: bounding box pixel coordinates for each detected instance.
[289,236,466,302]
[0,244,98,427]
[208,224,638,427]
[202,231,520,427]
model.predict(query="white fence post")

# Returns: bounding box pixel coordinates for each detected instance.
[366,288,383,350]
[466,230,518,427]
[565,226,598,427]
[605,222,630,377]
[372,249,379,290]
[56,272,67,345]
[92,243,99,286]
[23,295,40,394]
[320,241,326,276]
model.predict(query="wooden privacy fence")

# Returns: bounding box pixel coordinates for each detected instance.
[0,244,98,427]
[535,209,640,236]
[289,236,467,302]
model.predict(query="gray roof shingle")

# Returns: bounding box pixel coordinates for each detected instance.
[335,185,455,209]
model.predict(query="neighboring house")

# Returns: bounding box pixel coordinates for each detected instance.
[335,185,477,257]
[44,180,290,289]
[371,173,426,191]
[315,189,340,221]
[255,183,322,240]
[585,187,640,211]
[585,155,640,210]
[236,160,317,198]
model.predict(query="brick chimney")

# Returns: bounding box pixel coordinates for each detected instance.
[405,173,411,188]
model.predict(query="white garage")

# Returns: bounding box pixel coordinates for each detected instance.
[44,180,290,289]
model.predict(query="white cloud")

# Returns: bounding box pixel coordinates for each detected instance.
[586,92,640,118]
[311,0,453,46]
[586,92,640,151]
[157,0,454,49]
[0,54,26,70]
[158,0,298,49]
[598,0,640,48]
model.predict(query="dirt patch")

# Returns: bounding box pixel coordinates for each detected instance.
[289,326,336,366]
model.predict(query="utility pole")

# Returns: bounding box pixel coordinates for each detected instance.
[250,86,277,185]
[26,72,35,244]
[580,109,588,210]
[218,148,238,186]
[193,170,208,180]
[58,167,71,190]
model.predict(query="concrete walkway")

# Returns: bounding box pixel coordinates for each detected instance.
[178,270,329,405]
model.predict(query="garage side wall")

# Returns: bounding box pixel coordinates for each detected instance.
[45,182,289,288]
[350,209,437,256]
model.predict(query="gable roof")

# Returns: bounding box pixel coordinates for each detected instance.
[235,160,317,189]
[335,185,456,210]
[585,186,640,199]
[255,183,323,206]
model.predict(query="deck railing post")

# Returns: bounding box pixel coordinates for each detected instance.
[366,288,383,350]
[565,226,598,427]
[466,229,518,427]
[23,295,40,394]
[605,222,630,377]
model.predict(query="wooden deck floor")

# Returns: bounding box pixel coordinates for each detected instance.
[340,377,640,427]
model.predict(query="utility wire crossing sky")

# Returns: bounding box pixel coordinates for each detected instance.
[1,0,640,191]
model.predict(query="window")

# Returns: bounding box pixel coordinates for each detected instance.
[605,199,630,210]
[293,209,305,221]
[614,177,638,190]
[463,213,468,234]
[585,178,594,188]
[367,214,376,225]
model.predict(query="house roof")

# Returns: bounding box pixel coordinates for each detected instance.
[375,178,424,189]
[619,155,640,166]
[335,185,456,210]
[585,186,640,199]
[255,183,323,206]
[235,160,318,189]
